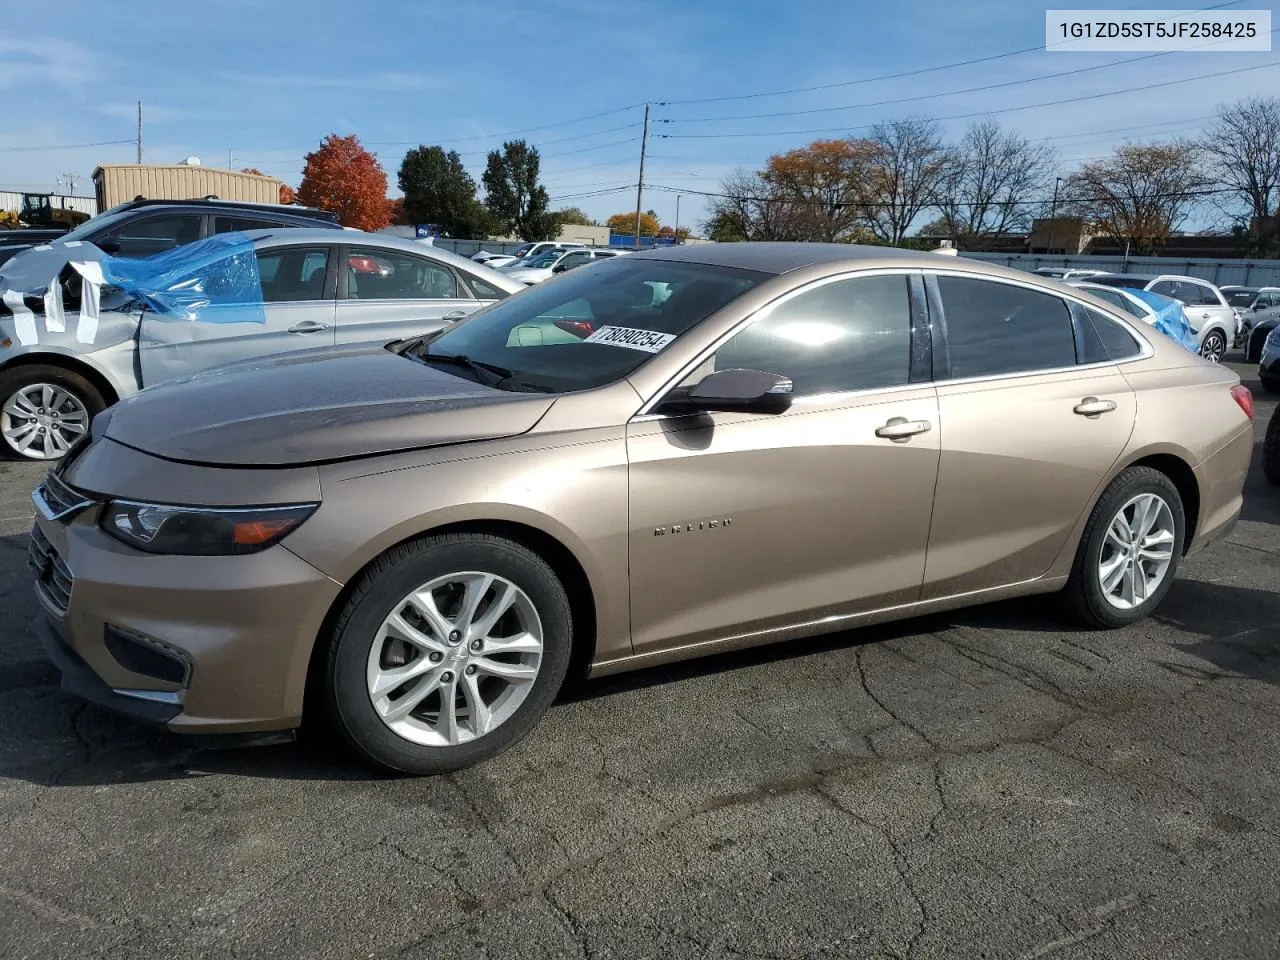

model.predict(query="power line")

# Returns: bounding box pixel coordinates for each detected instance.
[659,30,1274,126]
[659,61,1280,140]
[0,138,134,153]
[644,182,1238,209]
[656,0,1245,107]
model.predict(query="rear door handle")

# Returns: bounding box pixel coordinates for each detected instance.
[875,417,931,442]
[1073,397,1117,417]
[288,320,329,334]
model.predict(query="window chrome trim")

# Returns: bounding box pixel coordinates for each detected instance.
[635,267,924,418]
[923,266,1154,387]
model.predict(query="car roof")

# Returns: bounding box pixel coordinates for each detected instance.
[110,197,338,221]
[623,241,994,275]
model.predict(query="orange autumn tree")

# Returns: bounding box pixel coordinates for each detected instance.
[606,211,660,236]
[297,134,391,230]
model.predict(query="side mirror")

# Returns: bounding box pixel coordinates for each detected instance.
[552,263,568,274]
[96,239,121,254]
[669,368,794,415]
[1255,303,1266,311]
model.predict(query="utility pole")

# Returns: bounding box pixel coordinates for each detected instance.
[1047,176,1061,255]
[228,148,234,170]
[136,101,143,164]
[675,194,681,241]
[633,103,649,250]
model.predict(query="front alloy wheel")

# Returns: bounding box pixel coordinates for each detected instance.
[1,382,90,460]
[325,533,572,774]
[367,572,544,746]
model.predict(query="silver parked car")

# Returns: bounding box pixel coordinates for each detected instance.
[0,230,525,460]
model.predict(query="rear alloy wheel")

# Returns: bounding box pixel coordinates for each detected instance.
[0,366,104,461]
[325,533,572,774]
[1199,330,1227,364]
[1264,406,1280,487]
[1066,466,1185,628]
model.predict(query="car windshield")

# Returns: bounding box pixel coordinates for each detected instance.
[417,257,770,393]
[1224,289,1257,307]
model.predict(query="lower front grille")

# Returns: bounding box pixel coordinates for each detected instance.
[29,525,73,616]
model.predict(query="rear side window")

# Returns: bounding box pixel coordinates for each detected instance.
[466,276,510,301]
[1190,284,1222,307]
[936,276,1076,379]
[1084,287,1144,317]
[1077,307,1142,363]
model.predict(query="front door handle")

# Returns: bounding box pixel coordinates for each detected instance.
[1073,396,1117,417]
[875,417,931,442]
[288,320,329,334]
[441,310,470,321]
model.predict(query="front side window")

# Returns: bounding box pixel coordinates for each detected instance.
[256,246,330,302]
[346,250,459,300]
[418,258,769,393]
[696,274,912,396]
[1150,280,1179,298]
[936,275,1076,379]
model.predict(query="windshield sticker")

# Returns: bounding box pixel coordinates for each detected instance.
[582,325,676,353]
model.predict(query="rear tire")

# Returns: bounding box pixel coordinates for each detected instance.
[324,533,572,775]
[1264,407,1280,487]
[1199,330,1227,364]
[0,364,105,461]
[1065,466,1185,629]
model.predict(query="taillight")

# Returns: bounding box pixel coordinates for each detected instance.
[1230,384,1253,420]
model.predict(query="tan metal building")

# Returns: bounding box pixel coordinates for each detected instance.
[93,164,283,210]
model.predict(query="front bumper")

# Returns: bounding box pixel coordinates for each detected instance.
[31,497,344,736]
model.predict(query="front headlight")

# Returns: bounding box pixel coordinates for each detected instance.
[100,501,318,555]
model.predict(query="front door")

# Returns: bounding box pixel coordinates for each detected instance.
[335,247,481,346]
[138,243,336,387]
[626,271,940,655]
[920,273,1137,599]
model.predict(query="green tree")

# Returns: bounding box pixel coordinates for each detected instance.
[397,145,490,238]
[555,206,597,226]
[482,140,556,241]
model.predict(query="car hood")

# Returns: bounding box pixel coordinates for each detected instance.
[101,342,557,467]
[0,237,103,294]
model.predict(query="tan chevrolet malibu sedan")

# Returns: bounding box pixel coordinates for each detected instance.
[29,243,1254,774]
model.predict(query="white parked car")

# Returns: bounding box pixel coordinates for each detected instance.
[1085,273,1237,363]
[504,248,622,285]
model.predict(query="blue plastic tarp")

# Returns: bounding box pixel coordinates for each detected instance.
[1128,288,1199,352]
[94,232,266,324]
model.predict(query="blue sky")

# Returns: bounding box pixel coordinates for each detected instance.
[1,0,1277,232]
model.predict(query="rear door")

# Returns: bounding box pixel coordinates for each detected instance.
[334,246,480,345]
[137,242,337,387]
[920,272,1137,600]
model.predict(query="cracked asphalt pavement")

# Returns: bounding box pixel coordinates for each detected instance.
[2,359,1279,960]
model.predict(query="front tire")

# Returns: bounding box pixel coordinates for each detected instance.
[1199,330,1227,364]
[1264,407,1280,487]
[324,533,573,775]
[1066,466,1185,628]
[0,364,104,461]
